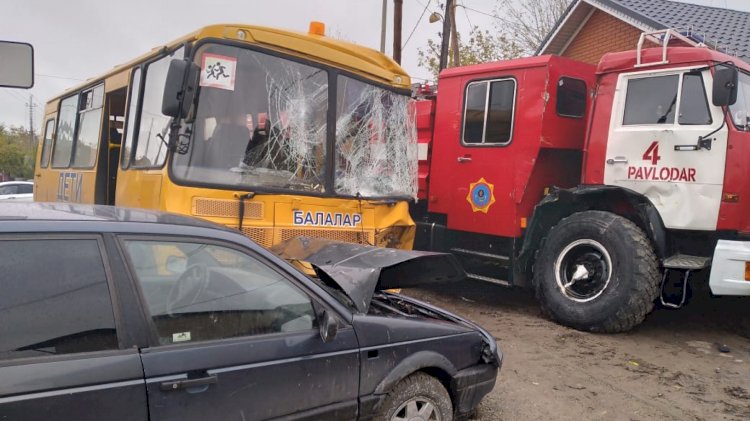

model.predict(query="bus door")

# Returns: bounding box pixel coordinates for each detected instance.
[97,88,126,205]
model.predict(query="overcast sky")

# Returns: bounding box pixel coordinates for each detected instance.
[1,0,748,130]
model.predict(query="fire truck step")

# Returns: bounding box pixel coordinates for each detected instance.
[450,248,511,263]
[662,254,711,270]
[465,272,512,287]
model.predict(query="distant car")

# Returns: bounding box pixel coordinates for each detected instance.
[0,181,33,201]
[0,203,501,421]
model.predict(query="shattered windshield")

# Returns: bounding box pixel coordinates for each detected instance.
[335,76,417,197]
[171,43,417,199]
[173,44,328,193]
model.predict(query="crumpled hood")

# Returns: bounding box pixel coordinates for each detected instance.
[271,237,465,313]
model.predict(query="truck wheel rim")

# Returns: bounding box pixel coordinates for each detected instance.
[391,397,441,421]
[554,239,612,303]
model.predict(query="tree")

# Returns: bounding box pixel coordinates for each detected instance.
[0,125,36,180]
[417,26,523,79]
[494,0,572,55]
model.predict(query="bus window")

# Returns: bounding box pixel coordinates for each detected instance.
[122,67,141,169]
[132,48,184,169]
[72,84,104,168]
[52,94,79,168]
[39,119,55,168]
[172,44,328,193]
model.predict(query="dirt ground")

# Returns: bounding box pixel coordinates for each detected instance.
[403,281,750,421]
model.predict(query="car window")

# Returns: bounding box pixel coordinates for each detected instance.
[0,185,18,195]
[123,239,317,345]
[0,238,118,361]
[18,184,33,194]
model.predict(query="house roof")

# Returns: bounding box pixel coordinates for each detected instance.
[537,0,750,62]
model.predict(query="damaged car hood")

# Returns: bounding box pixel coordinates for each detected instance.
[271,237,465,313]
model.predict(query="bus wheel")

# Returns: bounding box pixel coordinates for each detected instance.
[533,211,660,333]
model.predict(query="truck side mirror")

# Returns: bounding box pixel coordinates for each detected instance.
[162,58,199,118]
[0,40,34,89]
[712,66,738,107]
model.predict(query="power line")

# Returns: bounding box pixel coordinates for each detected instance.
[403,0,433,48]
[460,4,501,20]
[35,73,84,81]
[461,2,474,29]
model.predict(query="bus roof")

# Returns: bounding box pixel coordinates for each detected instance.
[49,23,411,103]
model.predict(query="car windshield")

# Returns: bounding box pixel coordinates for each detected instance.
[729,70,750,131]
[171,43,417,198]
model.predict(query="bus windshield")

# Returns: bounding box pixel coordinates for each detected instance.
[172,43,417,198]
[730,70,750,131]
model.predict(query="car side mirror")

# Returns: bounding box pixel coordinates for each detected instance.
[319,309,338,343]
[162,58,199,118]
[712,66,738,107]
[0,40,34,89]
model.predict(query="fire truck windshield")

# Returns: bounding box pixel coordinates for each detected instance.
[171,43,417,199]
[730,71,750,131]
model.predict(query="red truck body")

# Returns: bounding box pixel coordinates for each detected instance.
[412,43,750,331]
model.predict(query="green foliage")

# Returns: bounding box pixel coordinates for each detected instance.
[417,26,523,79]
[0,125,36,180]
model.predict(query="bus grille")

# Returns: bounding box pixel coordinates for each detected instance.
[240,227,273,248]
[193,198,263,219]
[278,228,374,245]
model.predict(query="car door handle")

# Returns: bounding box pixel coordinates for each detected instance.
[160,375,218,391]
[457,156,472,163]
[606,156,628,165]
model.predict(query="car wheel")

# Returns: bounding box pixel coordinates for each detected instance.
[376,372,453,421]
[534,211,660,333]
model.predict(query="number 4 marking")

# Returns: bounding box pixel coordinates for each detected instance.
[643,141,661,165]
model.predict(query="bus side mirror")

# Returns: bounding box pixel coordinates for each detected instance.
[162,58,199,118]
[0,40,34,89]
[712,66,738,107]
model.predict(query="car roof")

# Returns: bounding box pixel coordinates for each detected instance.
[0,181,33,185]
[0,202,236,236]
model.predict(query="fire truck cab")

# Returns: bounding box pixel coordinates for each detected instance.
[413,35,750,332]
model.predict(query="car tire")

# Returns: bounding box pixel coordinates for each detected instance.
[375,372,453,421]
[534,211,660,333]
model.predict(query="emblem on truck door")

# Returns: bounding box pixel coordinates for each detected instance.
[467,177,496,213]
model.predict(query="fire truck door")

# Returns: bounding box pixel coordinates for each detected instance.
[434,77,518,236]
[603,68,728,231]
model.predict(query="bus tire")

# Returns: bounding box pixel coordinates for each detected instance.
[533,211,659,333]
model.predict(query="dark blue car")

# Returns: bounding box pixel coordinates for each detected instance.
[0,203,500,420]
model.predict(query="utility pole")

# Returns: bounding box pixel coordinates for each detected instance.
[450,2,460,67]
[393,0,403,64]
[380,0,388,53]
[25,94,37,149]
[439,0,453,71]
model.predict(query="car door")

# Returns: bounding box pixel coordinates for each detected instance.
[0,235,147,421]
[603,67,727,230]
[120,237,359,421]
[0,184,18,200]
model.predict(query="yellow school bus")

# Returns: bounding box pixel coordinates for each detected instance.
[35,23,416,249]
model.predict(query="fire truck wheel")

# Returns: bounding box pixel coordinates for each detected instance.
[533,211,660,333]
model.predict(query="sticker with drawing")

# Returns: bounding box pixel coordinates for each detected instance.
[200,53,237,91]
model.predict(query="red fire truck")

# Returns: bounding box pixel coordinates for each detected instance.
[412,31,750,332]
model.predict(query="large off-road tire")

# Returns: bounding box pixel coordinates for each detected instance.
[375,372,453,421]
[533,211,660,333]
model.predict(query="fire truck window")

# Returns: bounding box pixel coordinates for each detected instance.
[623,74,679,125]
[463,82,487,144]
[679,73,712,125]
[485,80,515,144]
[557,77,586,118]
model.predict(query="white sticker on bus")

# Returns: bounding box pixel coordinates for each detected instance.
[200,53,237,91]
